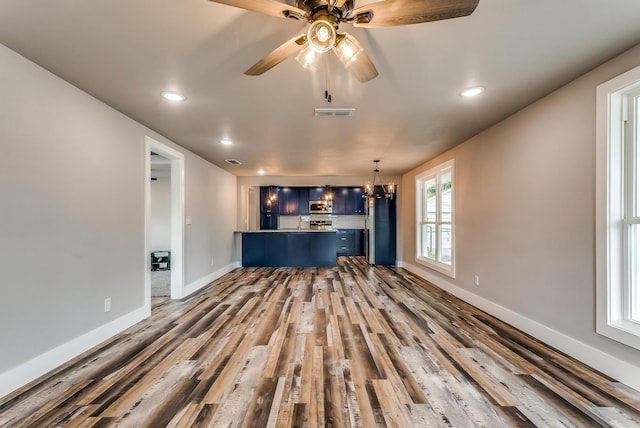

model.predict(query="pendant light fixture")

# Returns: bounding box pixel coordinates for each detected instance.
[323,185,334,201]
[266,186,278,206]
[364,160,395,199]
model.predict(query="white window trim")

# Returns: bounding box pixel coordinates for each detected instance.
[596,63,640,350]
[415,159,456,278]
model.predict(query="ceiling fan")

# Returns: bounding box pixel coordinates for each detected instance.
[209,0,479,82]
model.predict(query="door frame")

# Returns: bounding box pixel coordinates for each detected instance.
[145,136,185,301]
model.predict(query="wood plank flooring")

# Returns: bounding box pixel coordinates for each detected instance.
[2,256,640,427]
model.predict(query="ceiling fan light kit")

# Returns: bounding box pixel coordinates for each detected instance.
[307,18,337,53]
[295,44,321,70]
[208,0,480,82]
[334,33,364,68]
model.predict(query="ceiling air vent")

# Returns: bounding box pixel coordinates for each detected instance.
[225,159,242,165]
[314,108,355,117]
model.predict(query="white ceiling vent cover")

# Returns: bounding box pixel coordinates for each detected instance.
[225,159,242,165]
[314,108,355,117]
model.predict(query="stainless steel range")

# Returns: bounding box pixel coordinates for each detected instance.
[309,219,333,230]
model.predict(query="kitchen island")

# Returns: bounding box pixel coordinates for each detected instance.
[238,230,337,267]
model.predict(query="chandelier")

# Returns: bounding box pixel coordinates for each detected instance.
[364,160,395,199]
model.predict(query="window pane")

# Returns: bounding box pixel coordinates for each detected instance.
[632,223,640,322]
[416,159,455,277]
[422,224,436,260]
[424,178,437,222]
[440,171,452,222]
[439,224,453,264]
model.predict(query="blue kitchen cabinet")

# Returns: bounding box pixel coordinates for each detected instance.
[333,187,349,214]
[334,187,365,215]
[278,187,300,215]
[370,197,396,265]
[260,186,279,229]
[349,187,365,214]
[261,186,362,219]
[309,187,326,201]
[299,187,309,214]
[335,229,365,255]
[241,231,337,267]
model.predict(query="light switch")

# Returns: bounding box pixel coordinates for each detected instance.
[186,216,192,225]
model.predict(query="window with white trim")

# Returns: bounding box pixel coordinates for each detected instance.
[416,159,455,277]
[596,64,640,350]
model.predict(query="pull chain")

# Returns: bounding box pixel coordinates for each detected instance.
[324,54,332,103]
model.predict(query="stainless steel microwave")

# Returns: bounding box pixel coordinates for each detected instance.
[309,200,333,214]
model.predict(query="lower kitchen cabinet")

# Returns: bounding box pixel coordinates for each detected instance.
[335,229,365,256]
[241,231,337,267]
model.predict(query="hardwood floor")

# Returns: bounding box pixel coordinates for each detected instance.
[2,257,640,427]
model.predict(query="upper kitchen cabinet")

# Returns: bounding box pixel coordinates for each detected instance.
[333,187,349,214]
[260,186,279,229]
[261,186,363,218]
[333,187,365,215]
[278,187,300,215]
[308,187,326,201]
[299,188,310,215]
[347,187,365,214]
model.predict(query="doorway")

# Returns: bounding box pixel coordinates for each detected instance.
[145,137,184,302]
[150,152,172,296]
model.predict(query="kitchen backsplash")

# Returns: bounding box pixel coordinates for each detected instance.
[279,215,366,230]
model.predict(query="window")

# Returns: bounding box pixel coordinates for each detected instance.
[416,159,455,277]
[596,64,640,350]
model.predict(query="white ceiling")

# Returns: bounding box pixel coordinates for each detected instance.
[1,0,640,177]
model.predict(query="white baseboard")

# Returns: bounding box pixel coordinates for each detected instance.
[180,261,240,299]
[0,305,150,400]
[400,261,640,392]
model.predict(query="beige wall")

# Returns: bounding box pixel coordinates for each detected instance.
[399,43,640,387]
[0,43,237,396]
[184,152,237,284]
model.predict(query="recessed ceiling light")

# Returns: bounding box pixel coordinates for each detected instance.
[460,86,485,97]
[161,91,186,102]
[220,139,233,145]
[258,169,265,175]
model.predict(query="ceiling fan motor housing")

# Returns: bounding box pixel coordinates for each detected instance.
[295,0,355,21]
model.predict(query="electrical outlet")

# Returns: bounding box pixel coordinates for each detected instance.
[474,275,480,286]
[104,297,111,312]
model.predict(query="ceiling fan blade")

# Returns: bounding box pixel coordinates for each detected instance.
[328,0,349,11]
[208,0,305,19]
[348,49,378,83]
[353,0,479,27]
[245,34,307,76]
